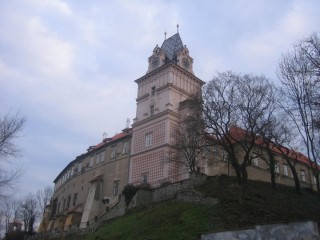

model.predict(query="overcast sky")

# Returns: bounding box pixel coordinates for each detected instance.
[1,0,319,198]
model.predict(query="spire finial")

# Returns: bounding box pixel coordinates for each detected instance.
[126,118,130,128]
[177,23,179,33]
[164,30,167,40]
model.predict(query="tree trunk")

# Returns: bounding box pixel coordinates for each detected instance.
[230,160,242,185]
[270,168,276,189]
[315,171,320,194]
[267,150,276,189]
[240,165,248,202]
[285,157,301,194]
[291,167,301,194]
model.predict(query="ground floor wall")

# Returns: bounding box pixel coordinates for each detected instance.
[130,146,186,187]
[207,161,315,190]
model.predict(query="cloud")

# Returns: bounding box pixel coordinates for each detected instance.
[1,0,320,198]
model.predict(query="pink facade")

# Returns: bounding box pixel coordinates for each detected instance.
[129,33,205,186]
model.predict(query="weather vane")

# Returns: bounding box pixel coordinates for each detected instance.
[164,30,167,40]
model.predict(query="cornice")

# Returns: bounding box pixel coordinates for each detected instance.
[132,109,180,128]
[134,62,205,86]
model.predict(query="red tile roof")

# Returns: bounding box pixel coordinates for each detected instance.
[227,126,316,168]
[89,129,132,152]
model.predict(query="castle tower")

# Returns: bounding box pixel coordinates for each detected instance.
[129,33,205,186]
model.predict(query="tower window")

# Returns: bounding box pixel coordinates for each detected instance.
[142,174,148,184]
[145,133,153,147]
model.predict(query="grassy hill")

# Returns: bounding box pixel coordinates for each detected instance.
[86,176,320,240]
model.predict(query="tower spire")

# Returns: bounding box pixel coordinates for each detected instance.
[164,30,167,40]
[177,23,179,33]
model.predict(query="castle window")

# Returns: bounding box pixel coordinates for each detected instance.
[252,157,259,167]
[96,151,104,164]
[213,146,218,157]
[73,193,78,206]
[222,151,228,162]
[283,164,288,176]
[89,157,94,167]
[275,161,279,173]
[122,142,129,154]
[151,86,156,96]
[145,133,153,147]
[142,174,148,184]
[78,162,82,173]
[111,146,116,159]
[300,170,306,182]
[67,196,71,209]
[113,180,119,196]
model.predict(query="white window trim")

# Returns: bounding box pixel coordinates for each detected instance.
[145,133,153,147]
[283,164,288,176]
[111,146,117,159]
[300,170,306,182]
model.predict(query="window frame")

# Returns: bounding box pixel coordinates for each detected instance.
[274,161,280,173]
[145,133,153,147]
[300,170,306,182]
[113,180,120,196]
[283,164,288,176]
[122,142,129,154]
[111,146,117,159]
[151,86,156,96]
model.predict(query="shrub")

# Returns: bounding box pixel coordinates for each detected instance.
[160,181,171,187]
[137,183,151,190]
[122,184,138,206]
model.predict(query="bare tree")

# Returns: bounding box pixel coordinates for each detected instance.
[171,113,206,173]
[37,186,53,214]
[258,114,302,194]
[0,112,26,159]
[278,33,320,193]
[169,98,208,173]
[0,197,21,234]
[0,112,26,198]
[1,198,12,234]
[198,71,277,200]
[19,193,38,233]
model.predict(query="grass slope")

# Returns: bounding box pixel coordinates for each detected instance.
[86,176,320,240]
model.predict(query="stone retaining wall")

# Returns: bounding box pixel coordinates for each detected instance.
[129,172,208,208]
[200,221,320,240]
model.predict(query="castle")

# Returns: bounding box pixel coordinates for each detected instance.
[38,33,318,233]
